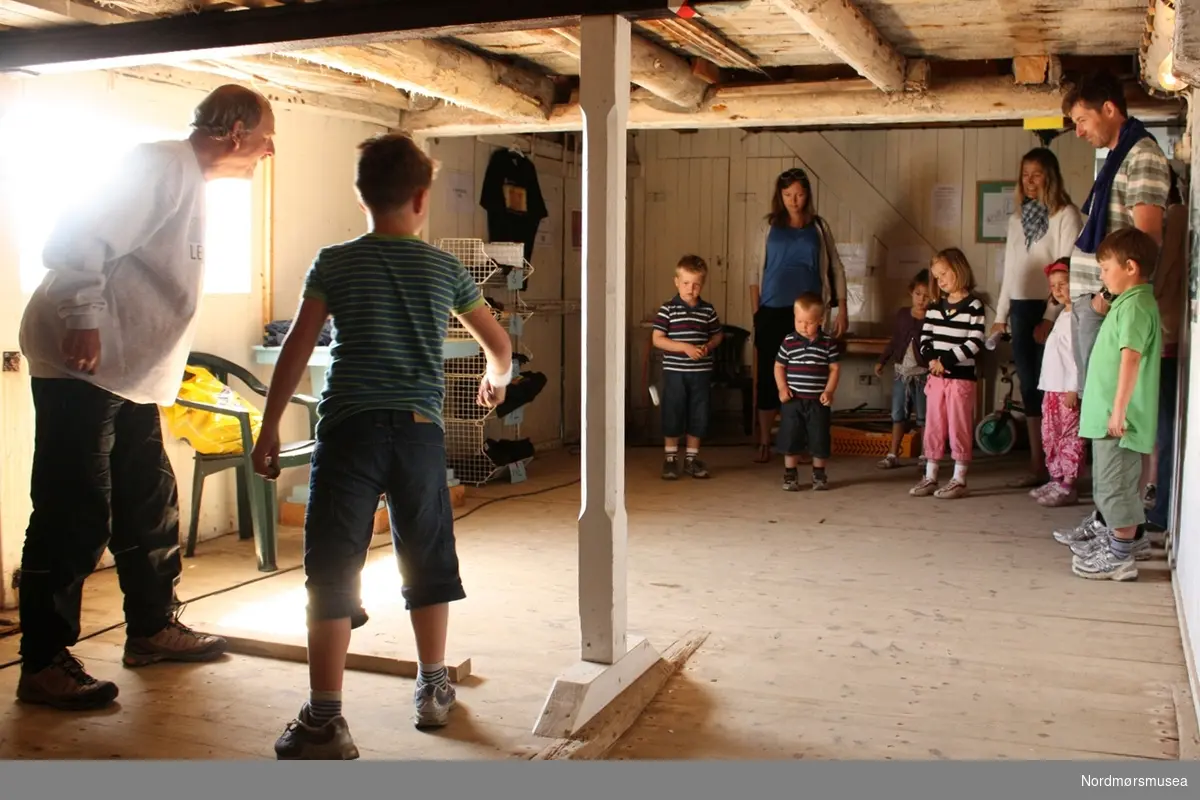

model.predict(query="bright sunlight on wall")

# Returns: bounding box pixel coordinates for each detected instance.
[0,101,253,296]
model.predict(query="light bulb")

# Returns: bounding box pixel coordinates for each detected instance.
[1160,51,1181,90]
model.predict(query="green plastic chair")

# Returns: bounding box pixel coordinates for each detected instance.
[177,352,318,572]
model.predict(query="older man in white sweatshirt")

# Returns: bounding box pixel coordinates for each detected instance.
[15,84,275,711]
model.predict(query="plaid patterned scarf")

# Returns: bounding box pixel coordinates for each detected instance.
[1020,197,1049,249]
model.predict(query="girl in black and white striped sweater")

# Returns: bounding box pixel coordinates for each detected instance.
[910,248,986,500]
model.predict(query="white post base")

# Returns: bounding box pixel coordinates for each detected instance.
[532,634,661,739]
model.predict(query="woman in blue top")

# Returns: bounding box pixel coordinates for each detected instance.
[748,167,848,463]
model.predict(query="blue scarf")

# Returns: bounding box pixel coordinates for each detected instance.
[1075,117,1153,254]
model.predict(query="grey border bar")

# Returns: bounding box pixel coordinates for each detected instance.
[1,761,1197,800]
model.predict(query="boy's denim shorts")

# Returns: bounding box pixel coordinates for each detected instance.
[891,374,927,427]
[303,409,465,629]
[661,369,712,439]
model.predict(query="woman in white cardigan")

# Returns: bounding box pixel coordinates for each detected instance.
[991,147,1082,488]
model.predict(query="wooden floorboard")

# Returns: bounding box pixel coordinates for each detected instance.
[0,447,1188,760]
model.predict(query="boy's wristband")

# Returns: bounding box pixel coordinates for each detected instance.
[487,364,513,387]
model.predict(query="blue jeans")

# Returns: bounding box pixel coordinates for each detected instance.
[1072,293,1105,395]
[1008,298,1047,413]
[661,369,712,439]
[303,409,465,629]
[1148,356,1179,529]
[890,374,927,427]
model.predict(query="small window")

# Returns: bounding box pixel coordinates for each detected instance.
[0,102,253,296]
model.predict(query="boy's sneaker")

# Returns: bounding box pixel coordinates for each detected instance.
[1052,511,1103,545]
[877,454,900,469]
[1070,530,1152,561]
[683,457,710,479]
[16,650,119,711]
[812,473,828,491]
[933,479,969,499]
[1072,547,1138,582]
[413,681,457,729]
[782,471,802,492]
[909,478,938,497]
[661,457,679,480]
[123,618,228,667]
[1037,482,1078,507]
[275,713,360,760]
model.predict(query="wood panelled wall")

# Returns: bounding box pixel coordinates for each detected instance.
[626,126,1104,427]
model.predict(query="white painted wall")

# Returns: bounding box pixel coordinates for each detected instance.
[625,126,1101,435]
[0,72,382,607]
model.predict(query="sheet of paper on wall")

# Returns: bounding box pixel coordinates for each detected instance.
[837,243,868,279]
[886,244,929,280]
[991,248,1006,286]
[446,170,474,216]
[932,184,962,230]
[845,281,866,320]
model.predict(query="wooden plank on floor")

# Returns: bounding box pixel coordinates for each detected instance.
[1173,683,1200,760]
[219,633,473,682]
[533,630,708,760]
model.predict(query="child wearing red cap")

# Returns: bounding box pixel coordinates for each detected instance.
[1032,257,1082,506]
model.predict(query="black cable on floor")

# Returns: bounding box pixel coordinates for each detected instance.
[0,477,580,673]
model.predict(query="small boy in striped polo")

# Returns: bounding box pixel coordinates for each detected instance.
[651,255,724,479]
[774,292,841,491]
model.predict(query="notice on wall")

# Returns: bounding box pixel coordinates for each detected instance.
[886,244,928,280]
[932,184,962,230]
[446,170,474,216]
[837,243,868,279]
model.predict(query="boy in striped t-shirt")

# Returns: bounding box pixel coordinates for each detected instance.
[251,134,513,759]
[652,255,724,479]
[774,292,841,491]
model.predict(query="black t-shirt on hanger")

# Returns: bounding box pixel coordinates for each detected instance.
[479,148,548,262]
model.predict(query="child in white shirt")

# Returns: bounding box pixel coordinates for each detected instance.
[1031,258,1082,507]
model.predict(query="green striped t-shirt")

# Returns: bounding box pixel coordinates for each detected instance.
[302,234,485,434]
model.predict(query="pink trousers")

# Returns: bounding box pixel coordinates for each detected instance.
[1041,391,1083,483]
[923,376,976,462]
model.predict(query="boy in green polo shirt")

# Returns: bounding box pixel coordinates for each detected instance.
[1070,227,1162,582]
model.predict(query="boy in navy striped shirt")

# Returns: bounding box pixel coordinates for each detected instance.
[251,134,513,759]
[652,255,724,479]
[775,292,841,491]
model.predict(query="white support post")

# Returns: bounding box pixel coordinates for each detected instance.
[533,13,661,740]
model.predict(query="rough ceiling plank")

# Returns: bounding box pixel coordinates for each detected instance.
[770,0,907,91]
[635,16,761,71]
[400,76,1182,134]
[289,40,555,121]
[0,0,690,72]
[523,25,709,109]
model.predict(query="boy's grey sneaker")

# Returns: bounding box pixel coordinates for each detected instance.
[1071,547,1138,582]
[812,474,828,491]
[661,457,679,480]
[1070,530,1153,561]
[1052,511,1103,545]
[413,681,456,729]
[683,457,710,479]
[782,472,802,492]
[275,714,360,760]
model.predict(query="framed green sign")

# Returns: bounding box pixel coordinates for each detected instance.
[976,180,1018,243]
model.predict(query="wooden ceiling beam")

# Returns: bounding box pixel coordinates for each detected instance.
[522,25,709,109]
[635,16,760,72]
[401,76,1184,136]
[288,40,555,121]
[0,0,702,72]
[769,0,907,92]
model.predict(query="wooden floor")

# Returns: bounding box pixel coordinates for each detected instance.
[0,446,1191,760]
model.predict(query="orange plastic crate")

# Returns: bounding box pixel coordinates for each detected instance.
[830,425,916,458]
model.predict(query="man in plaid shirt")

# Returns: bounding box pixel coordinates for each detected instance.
[1059,71,1171,392]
